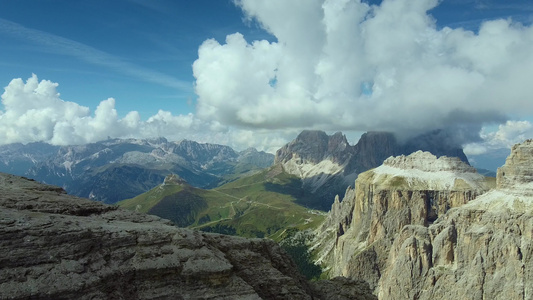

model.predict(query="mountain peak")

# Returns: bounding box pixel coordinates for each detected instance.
[275,130,352,165]
[382,151,476,173]
[496,139,533,193]
[297,129,330,140]
[162,174,188,186]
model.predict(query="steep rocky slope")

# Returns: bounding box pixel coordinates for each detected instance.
[378,140,533,299]
[274,131,355,210]
[275,130,469,210]
[312,151,492,289]
[0,172,374,299]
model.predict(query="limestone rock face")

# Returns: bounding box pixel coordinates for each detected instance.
[275,131,353,199]
[497,139,533,192]
[275,130,352,166]
[274,130,470,210]
[0,173,375,299]
[377,140,533,299]
[312,151,491,290]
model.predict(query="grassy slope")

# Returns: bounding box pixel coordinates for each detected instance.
[118,165,325,241]
[119,183,185,213]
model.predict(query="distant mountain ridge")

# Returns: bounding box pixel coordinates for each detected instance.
[276,130,469,173]
[0,138,274,203]
[274,130,470,210]
[0,129,469,207]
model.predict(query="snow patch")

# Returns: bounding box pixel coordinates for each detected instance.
[62,161,73,173]
[90,148,112,159]
[382,151,476,173]
[23,154,37,164]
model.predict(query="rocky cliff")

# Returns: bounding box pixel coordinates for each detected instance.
[378,140,533,299]
[0,172,375,299]
[312,151,492,290]
[275,131,353,200]
[274,130,470,210]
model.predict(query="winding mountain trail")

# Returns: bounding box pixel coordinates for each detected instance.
[212,188,284,210]
[190,217,232,229]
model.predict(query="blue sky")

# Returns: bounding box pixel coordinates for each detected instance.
[0,0,274,118]
[1,0,530,118]
[1,0,533,169]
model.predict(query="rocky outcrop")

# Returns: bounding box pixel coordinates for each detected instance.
[274,130,470,210]
[496,139,533,191]
[274,131,355,210]
[312,151,491,290]
[162,173,188,186]
[0,172,375,299]
[275,131,352,166]
[275,131,353,199]
[377,140,533,299]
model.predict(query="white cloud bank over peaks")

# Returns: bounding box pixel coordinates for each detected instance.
[0,74,199,145]
[0,74,293,152]
[193,0,533,141]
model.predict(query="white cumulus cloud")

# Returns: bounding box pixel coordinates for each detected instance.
[3,0,533,155]
[0,74,294,152]
[0,75,197,145]
[193,0,533,140]
[464,120,533,155]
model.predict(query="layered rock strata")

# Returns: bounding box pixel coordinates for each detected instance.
[378,140,533,299]
[0,173,374,299]
[313,151,491,290]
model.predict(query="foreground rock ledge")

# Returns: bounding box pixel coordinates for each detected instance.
[0,173,374,299]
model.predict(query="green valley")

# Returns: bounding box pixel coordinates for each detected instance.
[118,165,326,241]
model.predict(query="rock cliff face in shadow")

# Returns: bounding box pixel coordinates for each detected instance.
[0,172,375,299]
